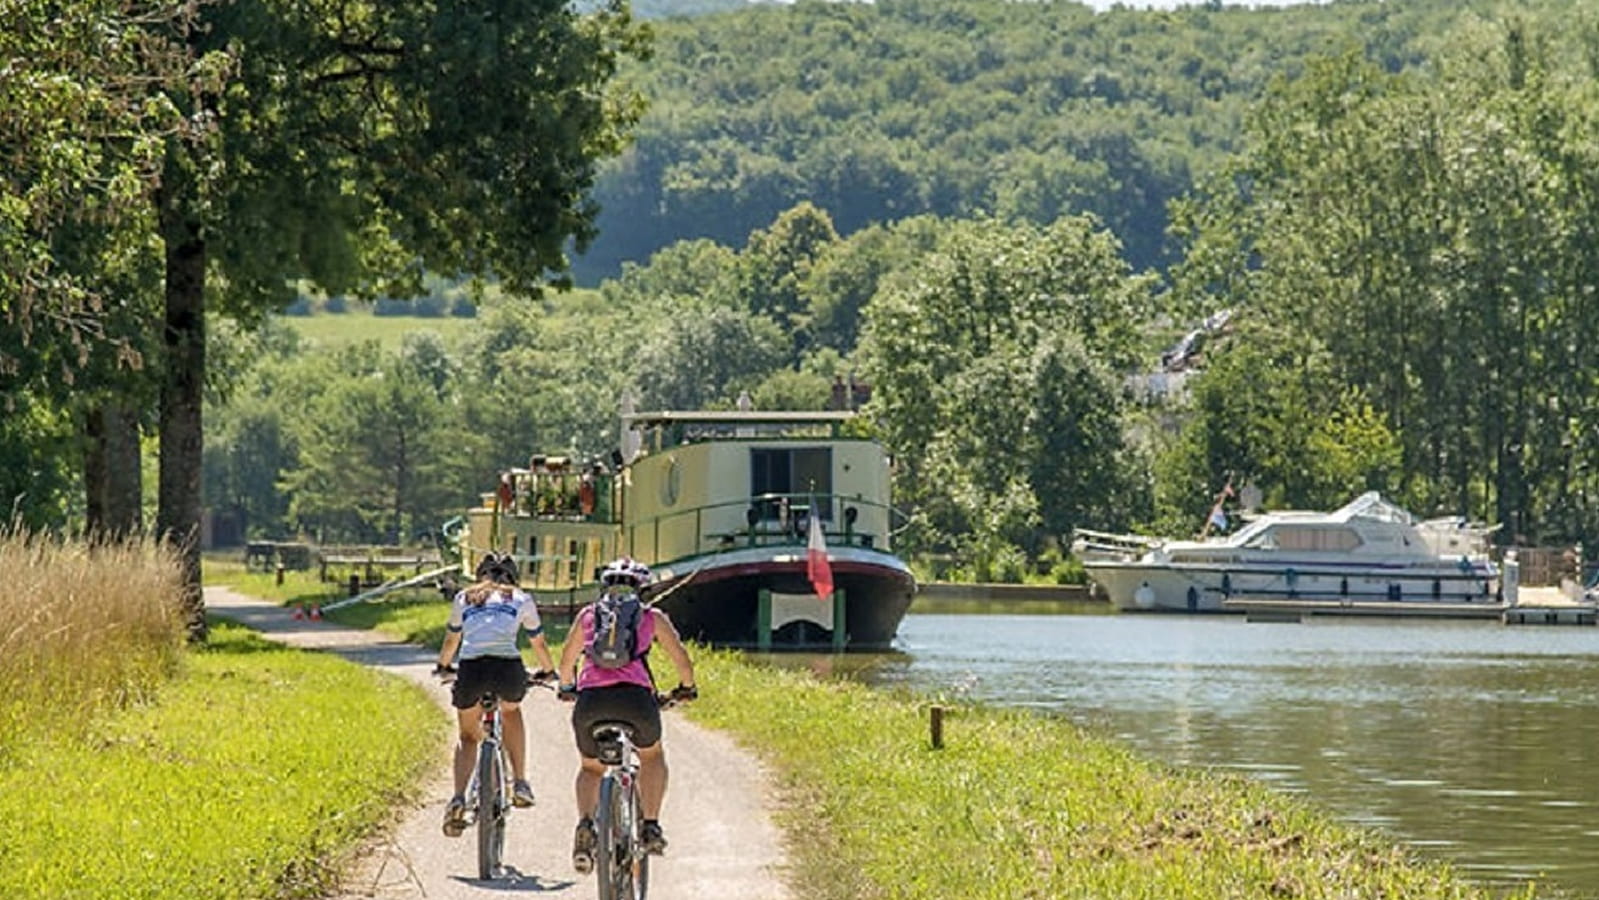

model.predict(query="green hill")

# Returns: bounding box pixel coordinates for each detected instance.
[572,0,1541,282]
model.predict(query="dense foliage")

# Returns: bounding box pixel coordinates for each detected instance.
[3,0,650,634]
[573,0,1564,283]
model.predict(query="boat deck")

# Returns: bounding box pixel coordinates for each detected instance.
[1223,586,1596,626]
[1222,596,1501,620]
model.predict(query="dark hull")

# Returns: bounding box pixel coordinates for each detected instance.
[648,555,916,650]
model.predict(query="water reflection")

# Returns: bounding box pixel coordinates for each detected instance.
[772,610,1599,896]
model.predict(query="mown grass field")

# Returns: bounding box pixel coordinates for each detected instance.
[0,537,445,899]
[283,311,479,349]
[279,286,607,349]
[297,585,1530,900]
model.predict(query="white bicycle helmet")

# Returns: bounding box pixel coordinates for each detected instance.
[600,557,643,588]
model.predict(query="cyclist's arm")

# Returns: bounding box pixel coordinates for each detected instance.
[528,631,556,674]
[437,591,466,670]
[437,629,463,670]
[516,595,557,674]
[556,619,584,687]
[649,608,696,689]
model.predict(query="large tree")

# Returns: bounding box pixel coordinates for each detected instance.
[151,0,648,635]
[860,215,1154,562]
[1,0,203,531]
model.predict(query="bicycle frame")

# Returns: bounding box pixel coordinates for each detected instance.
[591,721,648,900]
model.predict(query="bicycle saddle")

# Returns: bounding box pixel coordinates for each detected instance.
[590,720,636,765]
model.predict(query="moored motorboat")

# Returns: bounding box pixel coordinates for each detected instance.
[1074,492,1499,613]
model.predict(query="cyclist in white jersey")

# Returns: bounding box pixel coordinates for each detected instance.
[433,552,556,836]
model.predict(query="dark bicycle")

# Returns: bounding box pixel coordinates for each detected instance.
[435,666,519,880]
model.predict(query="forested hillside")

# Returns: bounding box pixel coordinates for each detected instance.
[574,0,1561,282]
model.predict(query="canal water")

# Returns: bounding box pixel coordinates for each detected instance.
[817,603,1599,896]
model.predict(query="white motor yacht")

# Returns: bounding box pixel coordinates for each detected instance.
[1076,492,1498,612]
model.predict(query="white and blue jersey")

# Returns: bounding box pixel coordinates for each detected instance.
[447,588,544,659]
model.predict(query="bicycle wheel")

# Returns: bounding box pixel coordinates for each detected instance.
[628,780,649,899]
[475,741,506,880]
[595,775,633,900]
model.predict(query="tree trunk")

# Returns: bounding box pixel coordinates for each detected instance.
[84,401,143,540]
[159,204,207,642]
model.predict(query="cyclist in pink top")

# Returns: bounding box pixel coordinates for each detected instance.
[556,557,697,874]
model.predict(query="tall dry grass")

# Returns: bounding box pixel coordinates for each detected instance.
[0,531,185,753]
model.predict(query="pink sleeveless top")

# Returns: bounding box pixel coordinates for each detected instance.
[574,604,657,690]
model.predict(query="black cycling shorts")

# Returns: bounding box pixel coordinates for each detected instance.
[452,655,528,710]
[572,683,661,758]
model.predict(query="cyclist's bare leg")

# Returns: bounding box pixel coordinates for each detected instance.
[575,755,604,816]
[452,707,485,796]
[500,700,527,780]
[638,742,668,819]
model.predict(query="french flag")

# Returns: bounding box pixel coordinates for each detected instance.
[806,510,834,602]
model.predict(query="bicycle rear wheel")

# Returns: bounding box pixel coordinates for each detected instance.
[475,742,506,879]
[630,783,649,899]
[595,775,637,900]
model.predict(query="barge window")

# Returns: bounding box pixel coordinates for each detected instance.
[751,448,832,520]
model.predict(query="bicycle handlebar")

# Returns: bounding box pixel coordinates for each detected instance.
[431,664,558,688]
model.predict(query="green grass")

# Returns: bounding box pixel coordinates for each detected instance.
[292,592,1529,899]
[279,287,608,349]
[282,312,478,349]
[0,620,445,899]
[203,557,346,605]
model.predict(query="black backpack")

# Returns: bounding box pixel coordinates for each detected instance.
[585,588,645,669]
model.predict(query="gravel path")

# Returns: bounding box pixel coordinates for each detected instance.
[205,587,793,900]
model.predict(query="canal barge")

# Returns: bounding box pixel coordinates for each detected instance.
[458,408,916,650]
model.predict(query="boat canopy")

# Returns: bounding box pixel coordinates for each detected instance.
[624,409,858,452]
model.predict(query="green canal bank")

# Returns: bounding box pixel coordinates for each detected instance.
[289,581,1528,900]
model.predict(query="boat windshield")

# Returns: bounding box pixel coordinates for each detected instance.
[1337,491,1414,525]
[1228,518,1274,546]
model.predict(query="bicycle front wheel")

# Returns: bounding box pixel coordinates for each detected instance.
[475,742,506,880]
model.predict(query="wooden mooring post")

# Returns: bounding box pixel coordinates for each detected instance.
[929,705,947,750]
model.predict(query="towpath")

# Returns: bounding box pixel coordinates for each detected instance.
[206,587,792,900]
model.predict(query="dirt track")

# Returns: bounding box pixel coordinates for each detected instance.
[205,587,792,900]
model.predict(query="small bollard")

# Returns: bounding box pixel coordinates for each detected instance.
[275,563,285,586]
[930,705,946,750]
[348,573,360,597]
